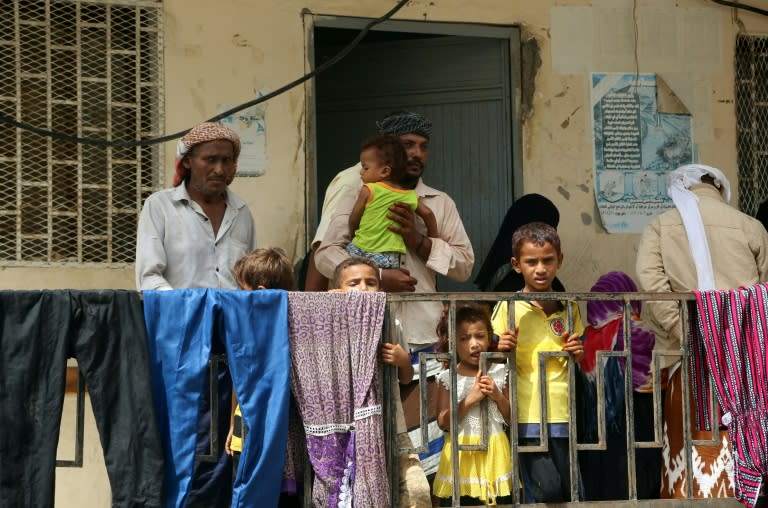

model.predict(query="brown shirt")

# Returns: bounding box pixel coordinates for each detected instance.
[636,185,768,366]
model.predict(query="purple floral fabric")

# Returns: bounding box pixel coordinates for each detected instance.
[288,292,390,507]
[282,397,305,494]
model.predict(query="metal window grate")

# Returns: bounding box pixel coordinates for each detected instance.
[0,0,163,265]
[736,34,768,216]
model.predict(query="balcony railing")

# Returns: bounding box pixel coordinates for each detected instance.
[58,290,752,507]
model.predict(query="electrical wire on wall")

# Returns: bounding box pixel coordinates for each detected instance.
[710,0,768,17]
[632,0,640,90]
[0,0,410,148]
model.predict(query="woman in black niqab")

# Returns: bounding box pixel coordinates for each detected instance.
[474,193,566,292]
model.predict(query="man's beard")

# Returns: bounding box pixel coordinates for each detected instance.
[401,160,423,188]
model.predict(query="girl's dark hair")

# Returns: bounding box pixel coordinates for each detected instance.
[435,302,493,353]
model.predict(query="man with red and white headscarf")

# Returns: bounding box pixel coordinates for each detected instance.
[136,121,256,290]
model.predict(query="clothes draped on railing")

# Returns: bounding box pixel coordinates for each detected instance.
[577,272,660,501]
[143,288,290,508]
[0,290,164,508]
[287,291,390,508]
[2,289,393,507]
[690,283,768,508]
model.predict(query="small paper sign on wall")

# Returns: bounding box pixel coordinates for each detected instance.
[218,98,268,177]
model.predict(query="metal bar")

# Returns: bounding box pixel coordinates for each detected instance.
[624,298,638,500]
[75,0,84,263]
[196,354,226,463]
[644,350,664,448]
[691,384,721,447]
[45,0,53,262]
[386,290,697,303]
[576,348,610,452]
[74,367,85,467]
[505,298,520,505]
[67,0,163,8]
[132,3,142,221]
[13,0,22,262]
[687,314,723,448]
[447,300,460,507]
[105,3,113,262]
[404,351,429,455]
[566,300,579,502]
[527,350,559,455]
[383,306,399,508]
[679,301,694,499]
[153,3,165,191]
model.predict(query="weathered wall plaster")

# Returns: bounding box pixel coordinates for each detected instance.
[49,1,768,503]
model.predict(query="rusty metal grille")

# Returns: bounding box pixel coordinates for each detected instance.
[736,34,768,216]
[0,0,163,265]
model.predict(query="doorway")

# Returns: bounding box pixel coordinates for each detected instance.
[308,18,522,291]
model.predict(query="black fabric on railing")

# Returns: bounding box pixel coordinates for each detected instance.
[0,290,164,508]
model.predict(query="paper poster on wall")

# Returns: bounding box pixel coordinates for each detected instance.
[218,98,268,177]
[591,72,694,233]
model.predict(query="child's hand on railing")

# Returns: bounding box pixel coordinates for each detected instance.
[478,374,503,403]
[465,372,487,407]
[381,342,410,369]
[497,326,519,352]
[561,332,584,362]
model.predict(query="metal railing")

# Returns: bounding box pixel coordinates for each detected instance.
[383,291,741,507]
[57,290,751,507]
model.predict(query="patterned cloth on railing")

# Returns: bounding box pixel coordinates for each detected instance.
[690,284,768,507]
[577,272,659,500]
[288,291,390,508]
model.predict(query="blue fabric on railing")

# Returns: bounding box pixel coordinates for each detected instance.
[143,288,290,508]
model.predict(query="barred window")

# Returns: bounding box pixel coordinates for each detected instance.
[735,34,768,216]
[0,0,163,265]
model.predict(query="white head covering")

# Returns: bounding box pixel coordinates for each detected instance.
[667,163,731,291]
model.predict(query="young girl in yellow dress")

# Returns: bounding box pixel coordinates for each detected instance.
[432,303,513,506]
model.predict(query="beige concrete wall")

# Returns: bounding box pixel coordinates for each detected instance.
[160,0,768,291]
[5,0,767,291]
[55,394,110,508]
[42,0,768,503]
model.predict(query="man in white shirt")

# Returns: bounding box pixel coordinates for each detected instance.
[136,122,256,290]
[315,111,474,348]
[315,111,474,480]
[135,121,256,508]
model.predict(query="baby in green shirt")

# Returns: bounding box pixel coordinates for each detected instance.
[346,134,437,268]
